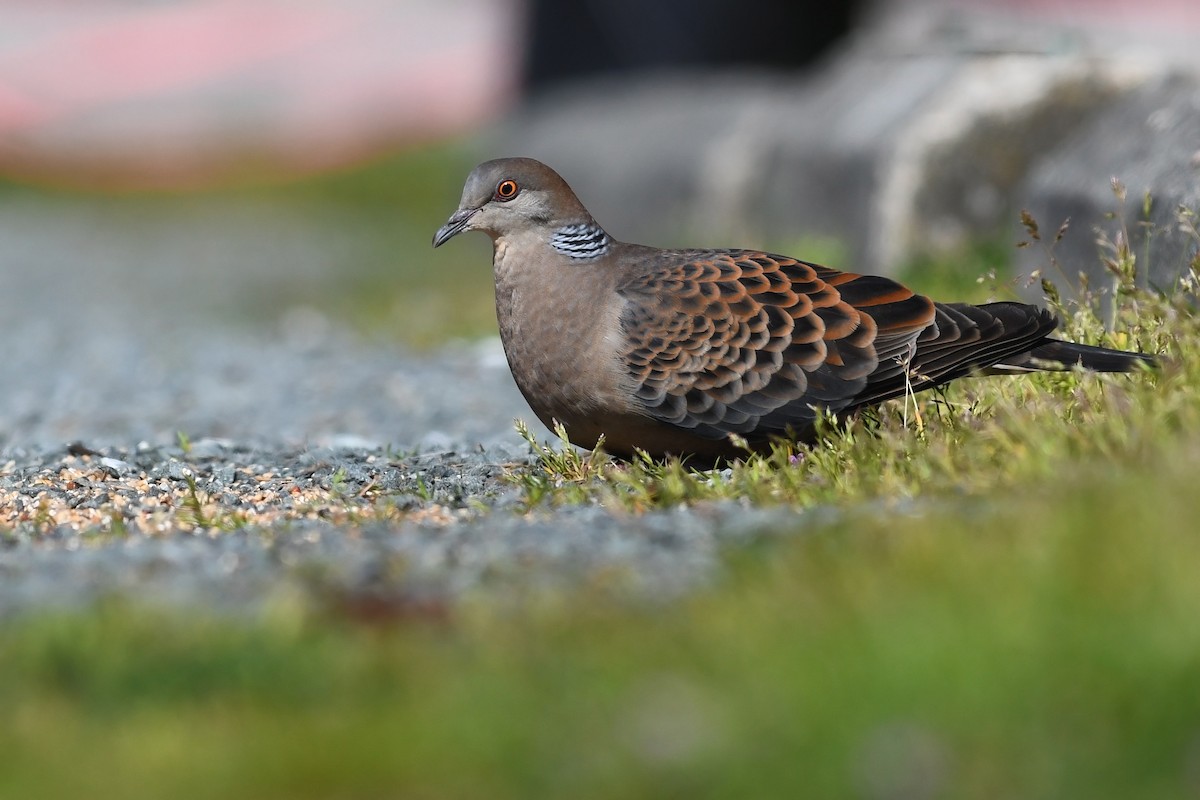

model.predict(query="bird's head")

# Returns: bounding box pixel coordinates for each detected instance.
[432,157,593,247]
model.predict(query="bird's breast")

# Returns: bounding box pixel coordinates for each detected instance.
[492,244,635,442]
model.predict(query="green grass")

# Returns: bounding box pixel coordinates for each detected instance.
[3,455,1200,799]
[896,236,1016,303]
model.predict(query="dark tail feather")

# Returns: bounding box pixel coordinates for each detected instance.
[1014,339,1157,373]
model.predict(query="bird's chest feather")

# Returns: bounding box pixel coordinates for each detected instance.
[492,242,631,419]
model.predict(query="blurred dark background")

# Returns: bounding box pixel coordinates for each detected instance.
[523,0,862,92]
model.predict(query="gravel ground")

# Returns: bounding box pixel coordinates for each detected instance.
[0,259,816,618]
[0,337,813,619]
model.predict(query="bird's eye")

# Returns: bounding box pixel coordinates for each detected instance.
[494,179,519,201]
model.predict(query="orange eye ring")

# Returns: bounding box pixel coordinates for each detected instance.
[494,179,519,201]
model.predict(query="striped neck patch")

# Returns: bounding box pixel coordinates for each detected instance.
[550,223,610,261]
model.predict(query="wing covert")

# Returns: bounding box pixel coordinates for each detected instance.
[617,251,935,442]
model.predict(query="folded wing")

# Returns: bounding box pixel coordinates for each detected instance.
[618,251,1058,444]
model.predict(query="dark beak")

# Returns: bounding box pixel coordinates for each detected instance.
[432,207,478,248]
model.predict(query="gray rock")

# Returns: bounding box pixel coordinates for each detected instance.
[99,456,133,476]
[1015,73,1200,307]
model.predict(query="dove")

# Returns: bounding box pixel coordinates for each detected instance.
[434,157,1154,460]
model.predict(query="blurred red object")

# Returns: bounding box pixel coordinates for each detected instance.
[0,0,520,188]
